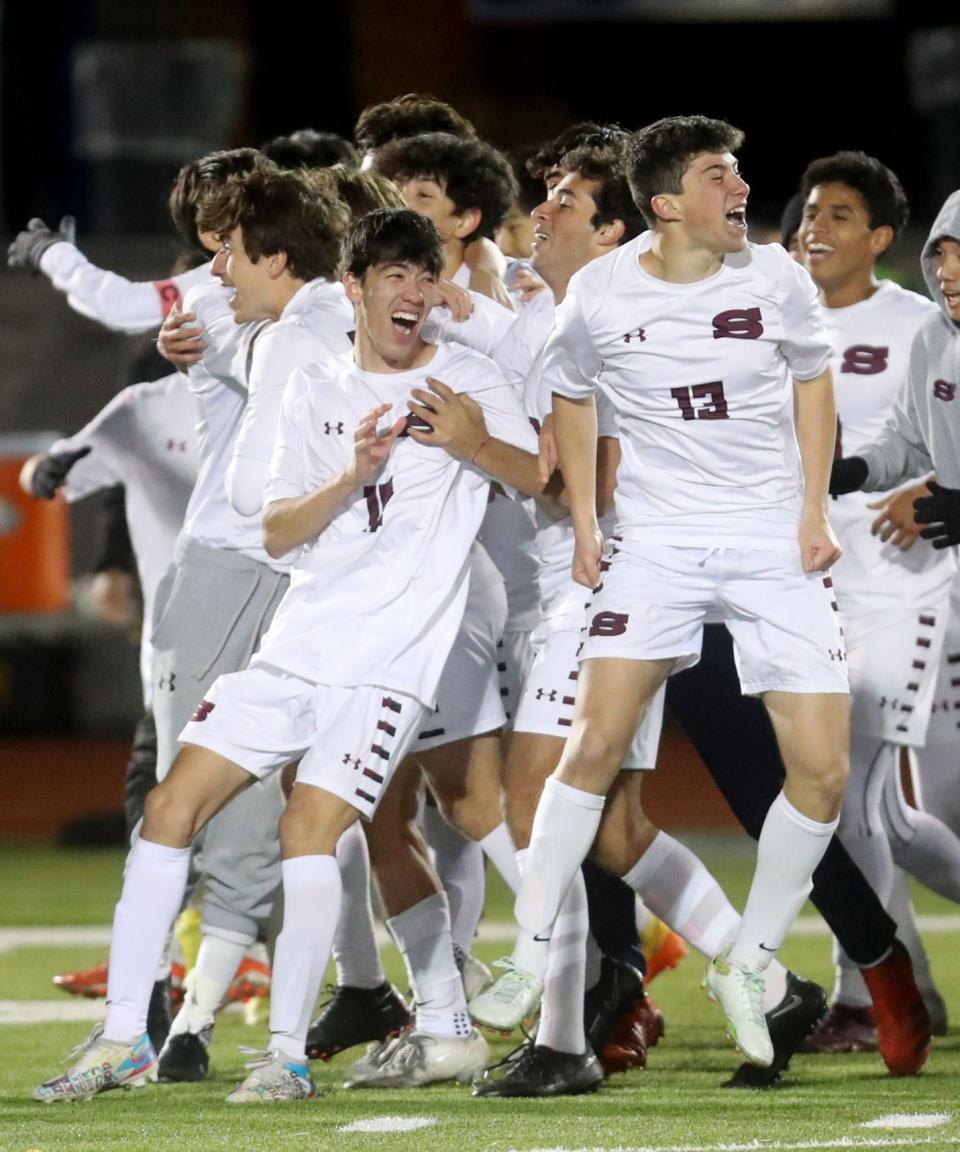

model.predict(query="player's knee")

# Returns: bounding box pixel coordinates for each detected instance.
[560,725,626,789]
[142,779,196,846]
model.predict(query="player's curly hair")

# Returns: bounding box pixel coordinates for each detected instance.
[168,148,269,253]
[561,142,646,242]
[373,132,517,243]
[527,122,630,185]
[800,151,909,242]
[196,167,349,282]
[342,208,444,281]
[354,94,477,154]
[260,128,359,171]
[626,116,745,227]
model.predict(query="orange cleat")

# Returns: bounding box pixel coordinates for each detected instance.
[642,917,688,984]
[862,940,931,1077]
[227,950,271,1003]
[52,958,109,999]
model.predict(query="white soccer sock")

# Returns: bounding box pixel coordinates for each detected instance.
[422,803,486,954]
[480,822,521,894]
[536,870,588,1055]
[634,898,651,935]
[622,831,740,960]
[104,838,191,1043]
[728,791,836,973]
[882,763,960,902]
[269,855,341,1062]
[332,823,385,990]
[387,891,470,1038]
[584,931,602,992]
[831,936,872,1008]
[169,931,251,1037]
[514,776,605,937]
[510,848,550,978]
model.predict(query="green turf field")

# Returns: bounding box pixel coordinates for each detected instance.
[1,838,958,1152]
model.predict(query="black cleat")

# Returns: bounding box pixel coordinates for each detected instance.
[147,977,172,1055]
[305,981,410,1061]
[585,956,661,1074]
[473,1042,603,1098]
[158,1030,210,1082]
[723,970,827,1088]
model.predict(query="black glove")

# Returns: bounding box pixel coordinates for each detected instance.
[30,446,91,499]
[7,215,76,272]
[829,455,869,496]
[913,480,960,549]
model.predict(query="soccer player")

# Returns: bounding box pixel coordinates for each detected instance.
[796,152,960,1054]
[515,116,849,1069]
[31,208,537,1104]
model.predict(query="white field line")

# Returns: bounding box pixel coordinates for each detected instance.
[507,1138,960,1152]
[3,915,960,957]
[0,999,105,1023]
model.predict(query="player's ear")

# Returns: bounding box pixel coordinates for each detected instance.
[597,218,626,250]
[343,271,362,305]
[869,224,894,260]
[650,192,681,224]
[267,250,289,279]
[454,206,482,241]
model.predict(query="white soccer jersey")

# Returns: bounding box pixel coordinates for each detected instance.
[177,282,282,568]
[52,374,199,705]
[227,279,354,517]
[544,234,833,548]
[826,280,955,621]
[38,243,213,333]
[258,341,538,707]
[422,288,516,355]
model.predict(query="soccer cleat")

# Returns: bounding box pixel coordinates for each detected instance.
[226,945,271,1004]
[800,1003,877,1053]
[225,1049,317,1103]
[32,1025,157,1102]
[723,970,827,1088]
[473,1042,603,1098]
[641,916,688,984]
[305,981,410,1061]
[170,961,186,1010]
[468,958,543,1032]
[158,1029,211,1082]
[342,1032,406,1085]
[52,958,109,999]
[343,1027,488,1088]
[704,952,773,1067]
[861,939,932,1076]
[455,943,494,1001]
[584,957,663,1075]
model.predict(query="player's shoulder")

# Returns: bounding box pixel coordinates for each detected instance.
[431,338,507,391]
[570,234,646,299]
[872,278,939,321]
[735,240,804,284]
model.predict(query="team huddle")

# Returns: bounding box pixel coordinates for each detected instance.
[10,95,960,1105]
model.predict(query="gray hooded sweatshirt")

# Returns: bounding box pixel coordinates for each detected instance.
[860,190,960,490]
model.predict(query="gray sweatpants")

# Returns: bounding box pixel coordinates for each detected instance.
[151,535,289,943]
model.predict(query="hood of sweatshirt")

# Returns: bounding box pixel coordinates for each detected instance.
[921,189,960,325]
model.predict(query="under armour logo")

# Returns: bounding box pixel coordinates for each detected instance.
[165,439,187,452]
[342,753,361,768]
[324,421,345,435]
[828,648,845,663]
[159,673,176,691]
[622,327,646,343]
[879,696,900,710]
[535,688,557,702]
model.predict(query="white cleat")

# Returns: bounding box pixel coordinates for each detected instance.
[455,945,494,1002]
[704,952,773,1067]
[32,1025,157,1102]
[342,1032,406,1086]
[468,958,543,1032]
[225,1048,318,1103]
[344,1028,488,1088]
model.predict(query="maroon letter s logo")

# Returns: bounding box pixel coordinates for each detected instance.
[712,308,763,340]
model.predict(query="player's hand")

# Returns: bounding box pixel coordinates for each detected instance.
[422,278,473,323]
[913,480,960,550]
[799,508,842,573]
[157,304,205,368]
[7,215,76,272]
[347,403,405,487]
[513,267,548,304]
[571,524,604,589]
[866,481,931,551]
[538,413,558,486]
[30,446,91,499]
[406,376,488,461]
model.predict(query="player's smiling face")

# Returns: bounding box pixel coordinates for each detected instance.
[398,175,464,243]
[211,227,276,324]
[531,173,605,287]
[345,260,437,371]
[933,236,960,321]
[676,151,749,254]
[801,182,885,293]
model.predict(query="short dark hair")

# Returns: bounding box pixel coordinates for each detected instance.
[799,150,909,240]
[560,141,646,243]
[625,116,745,227]
[343,208,444,281]
[373,132,517,242]
[354,94,476,154]
[260,128,359,171]
[527,122,631,184]
[323,168,405,219]
[168,147,267,251]
[196,168,349,282]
